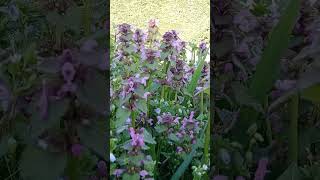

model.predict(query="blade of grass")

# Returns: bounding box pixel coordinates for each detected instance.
[187,50,208,95]
[232,0,300,143]
[249,0,300,102]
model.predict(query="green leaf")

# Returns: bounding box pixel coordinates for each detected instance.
[0,135,9,158]
[64,6,82,32]
[116,107,131,129]
[123,173,140,180]
[136,99,148,113]
[155,125,167,133]
[232,82,263,113]
[301,84,320,103]
[276,163,302,180]
[20,146,67,180]
[143,129,156,144]
[187,49,208,95]
[76,69,107,114]
[37,57,61,74]
[168,133,179,142]
[78,120,106,158]
[249,0,300,102]
[31,99,69,136]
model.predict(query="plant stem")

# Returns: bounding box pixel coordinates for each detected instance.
[265,96,273,145]
[174,91,178,102]
[200,92,204,115]
[83,0,91,36]
[131,111,135,128]
[204,117,210,164]
[289,94,299,164]
[161,86,165,100]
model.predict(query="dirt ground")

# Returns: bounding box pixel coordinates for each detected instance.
[110,0,210,43]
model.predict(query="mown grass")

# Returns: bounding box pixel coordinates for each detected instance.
[110,0,210,42]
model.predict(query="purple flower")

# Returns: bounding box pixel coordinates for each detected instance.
[140,170,149,178]
[141,49,160,63]
[148,19,159,28]
[157,113,180,125]
[139,76,149,86]
[270,90,282,99]
[113,169,125,177]
[117,23,132,34]
[89,175,98,180]
[143,92,151,99]
[236,176,246,180]
[61,62,76,83]
[254,158,269,180]
[224,63,233,73]
[275,80,296,91]
[71,144,83,157]
[176,146,183,153]
[213,175,228,180]
[133,29,147,43]
[233,10,258,32]
[62,49,73,62]
[129,127,145,147]
[199,41,207,53]
[39,80,48,120]
[97,160,107,177]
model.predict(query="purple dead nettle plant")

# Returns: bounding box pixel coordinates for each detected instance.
[254,158,269,180]
[114,23,135,62]
[156,111,200,153]
[120,74,150,110]
[111,19,210,179]
[160,30,186,61]
[35,38,107,160]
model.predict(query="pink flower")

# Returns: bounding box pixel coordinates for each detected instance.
[224,63,233,73]
[61,62,76,83]
[254,158,269,180]
[113,169,125,177]
[148,19,159,28]
[140,77,149,86]
[129,127,145,147]
[71,144,83,157]
[140,170,149,178]
[176,146,183,153]
[143,92,151,99]
[213,175,228,180]
[97,160,107,177]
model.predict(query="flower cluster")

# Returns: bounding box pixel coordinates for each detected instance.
[129,127,145,148]
[160,30,186,61]
[111,19,209,179]
[114,23,134,62]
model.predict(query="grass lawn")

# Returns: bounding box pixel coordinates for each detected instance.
[110,0,210,43]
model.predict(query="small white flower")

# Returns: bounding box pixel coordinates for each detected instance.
[126,118,131,124]
[38,139,48,150]
[110,153,116,162]
[202,164,208,170]
[178,108,182,114]
[155,108,161,114]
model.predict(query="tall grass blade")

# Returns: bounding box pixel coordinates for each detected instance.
[187,50,208,95]
[249,0,300,102]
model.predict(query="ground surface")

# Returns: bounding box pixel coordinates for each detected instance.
[110,0,210,42]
